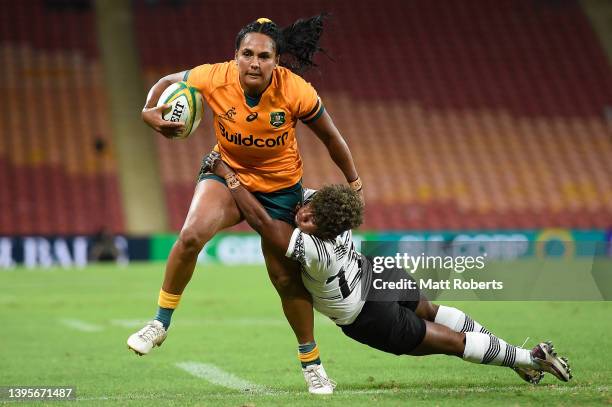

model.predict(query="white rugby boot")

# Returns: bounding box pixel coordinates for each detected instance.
[127,320,167,356]
[302,363,336,395]
[530,341,572,382]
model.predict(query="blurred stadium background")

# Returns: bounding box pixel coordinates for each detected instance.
[1,0,611,404]
[1,0,611,248]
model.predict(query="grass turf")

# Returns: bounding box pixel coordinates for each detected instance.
[0,263,610,406]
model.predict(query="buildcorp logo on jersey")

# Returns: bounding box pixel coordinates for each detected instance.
[218,122,288,147]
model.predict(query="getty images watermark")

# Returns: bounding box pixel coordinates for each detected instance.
[370,252,500,291]
[361,241,611,301]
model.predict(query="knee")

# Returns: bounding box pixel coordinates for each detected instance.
[428,303,440,321]
[176,226,212,255]
[418,299,439,322]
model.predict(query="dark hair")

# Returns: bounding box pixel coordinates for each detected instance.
[310,185,364,240]
[235,15,327,75]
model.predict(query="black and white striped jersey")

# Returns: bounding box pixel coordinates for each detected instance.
[285,190,365,325]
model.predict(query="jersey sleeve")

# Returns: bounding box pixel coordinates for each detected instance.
[286,228,329,272]
[184,63,217,97]
[288,75,325,124]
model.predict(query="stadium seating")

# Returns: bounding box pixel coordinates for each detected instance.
[2,0,610,234]
[131,0,611,231]
[0,0,124,235]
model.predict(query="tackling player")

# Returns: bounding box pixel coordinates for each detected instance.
[203,151,573,393]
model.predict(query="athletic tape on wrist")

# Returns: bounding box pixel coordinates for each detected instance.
[225,173,240,189]
[349,177,363,191]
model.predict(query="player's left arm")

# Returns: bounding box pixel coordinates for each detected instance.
[305,111,364,201]
[206,154,294,256]
[292,76,363,199]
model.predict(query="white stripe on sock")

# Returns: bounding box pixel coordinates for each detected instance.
[463,331,491,363]
[463,332,535,368]
[434,305,464,331]
[435,306,487,334]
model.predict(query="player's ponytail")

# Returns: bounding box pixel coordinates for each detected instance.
[279,14,327,74]
[235,14,328,75]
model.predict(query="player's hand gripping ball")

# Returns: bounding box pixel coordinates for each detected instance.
[157,81,204,139]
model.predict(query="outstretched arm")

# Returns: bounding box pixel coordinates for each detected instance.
[206,153,294,256]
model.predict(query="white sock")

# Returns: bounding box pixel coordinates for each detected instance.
[463,332,535,369]
[435,305,492,335]
[436,306,535,368]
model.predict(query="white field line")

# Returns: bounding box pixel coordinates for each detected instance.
[342,385,610,395]
[176,362,270,394]
[110,319,147,328]
[59,318,103,332]
[76,384,609,401]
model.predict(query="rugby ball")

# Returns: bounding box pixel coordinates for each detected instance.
[157,81,203,139]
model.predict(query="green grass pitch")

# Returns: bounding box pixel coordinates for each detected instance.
[1,263,610,406]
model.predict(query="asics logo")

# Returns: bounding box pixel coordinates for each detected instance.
[246,112,258,122]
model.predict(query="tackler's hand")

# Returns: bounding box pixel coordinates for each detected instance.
[201,151,221,174]
[202,151,234,178]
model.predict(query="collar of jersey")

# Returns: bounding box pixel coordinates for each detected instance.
[244,91,261,108]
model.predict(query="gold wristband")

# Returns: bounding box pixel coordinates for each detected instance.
[225,173,240,189]
[349,176,362,191]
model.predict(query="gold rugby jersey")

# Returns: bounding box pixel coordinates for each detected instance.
[186,62,324,192]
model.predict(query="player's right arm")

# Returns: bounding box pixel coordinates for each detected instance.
[206,152,325,273]
[141,71,186,138]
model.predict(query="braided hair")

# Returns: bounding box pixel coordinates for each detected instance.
[235,15,327,75]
